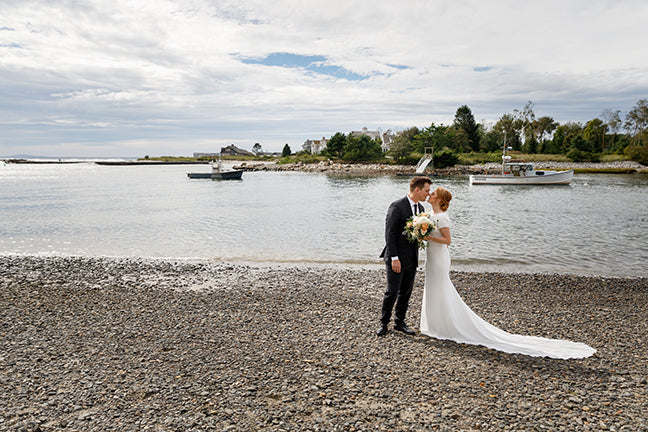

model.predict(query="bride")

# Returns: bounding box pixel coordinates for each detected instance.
[420,187,596,359]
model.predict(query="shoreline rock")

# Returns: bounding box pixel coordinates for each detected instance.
[1,255,646,431]
[233,160,647,175]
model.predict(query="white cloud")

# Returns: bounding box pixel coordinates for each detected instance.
[1,0,647,156]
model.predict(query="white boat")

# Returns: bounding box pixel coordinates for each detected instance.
[469,142,573,186]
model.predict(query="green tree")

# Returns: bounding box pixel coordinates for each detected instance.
[481,129,504,152]
[282,144,292,157]
[252,143,263,156]
[552,122,583,154]
[624,143,648,164]
[427,124,456,151]
[388,133,414,161]
[625,99,648,146]
[401,127,424,153]
[601,108,622,151]
[433,150,459,168]
[548,126,566,154]
[534,116,558,153]
[523,136,538,154]
[583,118,607,153]
[569,135,591,153]
[412,126,432,155]
[326,132,347,158]
[453,105,480,152]
[452,128,473,152]
[493,114,522,151]
[343,135,383,161]
[514,101,538,153]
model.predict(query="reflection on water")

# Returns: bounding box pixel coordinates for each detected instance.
[0,163,646,278]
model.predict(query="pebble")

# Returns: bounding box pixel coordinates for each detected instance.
[1,255,646,431]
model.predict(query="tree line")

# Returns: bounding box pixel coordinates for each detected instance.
[284,132,384,162]
[284,99,648,166]
[388,99,648,166]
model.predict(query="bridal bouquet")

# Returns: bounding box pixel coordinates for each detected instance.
[403,212,438,249]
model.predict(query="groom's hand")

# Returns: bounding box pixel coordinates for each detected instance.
[392,259,401,273]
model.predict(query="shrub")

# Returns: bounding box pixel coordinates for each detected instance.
[566,148,600,163]
[398,152,423,165]
[624,145,648,165]
[433,150,460,168]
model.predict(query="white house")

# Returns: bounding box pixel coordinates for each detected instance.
[350,127,395,152]
[302,128,394,154]
[302,137,329,154]
[349,127,381,141]
[381,132,395,152]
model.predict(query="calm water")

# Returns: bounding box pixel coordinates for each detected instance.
[1,162,647,278]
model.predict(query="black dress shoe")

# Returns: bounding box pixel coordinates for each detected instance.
[376,324,388,336]
[394,323,416,335]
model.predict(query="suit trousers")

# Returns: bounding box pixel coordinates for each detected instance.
[380,262,417,325]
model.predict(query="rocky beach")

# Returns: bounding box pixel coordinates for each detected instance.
[1,255,646,431]
[233,160,647,175]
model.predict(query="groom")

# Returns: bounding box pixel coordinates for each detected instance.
[377,176,432,336]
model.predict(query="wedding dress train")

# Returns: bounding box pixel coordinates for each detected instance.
[419,212,596,359]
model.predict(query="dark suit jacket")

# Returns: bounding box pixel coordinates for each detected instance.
[380,196,421,271]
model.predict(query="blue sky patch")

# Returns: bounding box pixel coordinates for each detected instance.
[473,66,492,72]
[386,63,410,70]
[238,52,367,81]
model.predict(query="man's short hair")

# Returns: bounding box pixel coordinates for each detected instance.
[410,176,432,191]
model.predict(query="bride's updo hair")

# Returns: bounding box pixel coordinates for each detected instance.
[436,187,452,212]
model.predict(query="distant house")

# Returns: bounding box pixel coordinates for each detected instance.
[302,137,329,154]
[220,145,254,157]
[381,132,395,152]
[350,127,381,141]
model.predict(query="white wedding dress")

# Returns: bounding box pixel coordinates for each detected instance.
[419,212,596,359]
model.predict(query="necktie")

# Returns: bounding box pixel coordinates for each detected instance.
[413,204,418,215]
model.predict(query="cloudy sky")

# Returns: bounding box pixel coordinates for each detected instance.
[1,0,647,157]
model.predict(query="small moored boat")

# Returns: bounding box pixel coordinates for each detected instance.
[187,160,243,180]
[469,142,573,186]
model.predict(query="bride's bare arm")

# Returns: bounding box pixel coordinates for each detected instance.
[425,227,451,245]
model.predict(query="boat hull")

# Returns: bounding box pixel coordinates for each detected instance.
[469,170,573,185]
[187,170,243,180]
[212,170,243,180]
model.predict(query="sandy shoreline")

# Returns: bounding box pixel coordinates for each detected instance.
[1,255,646,431]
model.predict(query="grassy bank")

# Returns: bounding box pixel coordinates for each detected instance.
[573,167,643,174]
[138,155,276,162]
[457,152,632,165]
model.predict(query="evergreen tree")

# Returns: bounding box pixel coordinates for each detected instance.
[282,144,292,157]
[343,135,382,161]
[453,105,481,151]
[326,132,347,158]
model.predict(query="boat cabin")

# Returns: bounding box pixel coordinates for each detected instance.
[503,162,537,176]
[501,155,540,176]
